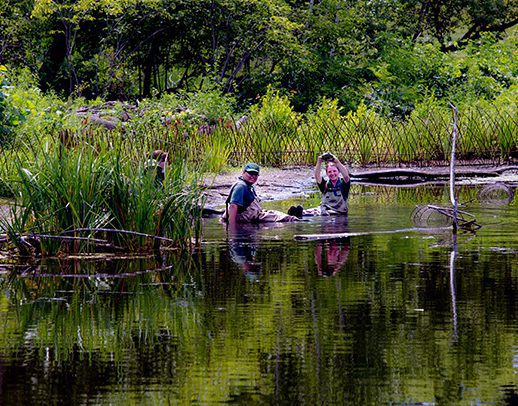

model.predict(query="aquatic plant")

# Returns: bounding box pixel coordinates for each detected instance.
[0,130,204,256]
[224,96,516,167]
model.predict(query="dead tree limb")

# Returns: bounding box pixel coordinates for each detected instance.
[61,228,175,243]
[351,166,518,182]
[449,102,459,232]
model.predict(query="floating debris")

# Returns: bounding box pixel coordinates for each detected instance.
[478,183,514,205]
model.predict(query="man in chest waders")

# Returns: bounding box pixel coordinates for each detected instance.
[221,163,298,229]
[289,153,350,217]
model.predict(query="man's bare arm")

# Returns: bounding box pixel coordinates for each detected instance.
[227,203,239,229]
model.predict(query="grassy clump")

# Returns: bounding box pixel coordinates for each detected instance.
[223,92,516,166]
[1,131,204,257]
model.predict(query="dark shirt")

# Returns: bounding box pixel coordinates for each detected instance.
[318,178,351,200]
[227,178,257,214]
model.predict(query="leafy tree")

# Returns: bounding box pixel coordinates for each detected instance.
[397,0,517,50]
[0,66,28,145]
[1,0,515,115]
[0,0,43,68]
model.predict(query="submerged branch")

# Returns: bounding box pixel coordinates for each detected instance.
[294,227,452,241]
[16,264,178,279]
[61,228,176,243]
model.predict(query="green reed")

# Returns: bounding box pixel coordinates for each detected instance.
[1,128,205,256]
[0,252,200,361]
[221,100,516,167]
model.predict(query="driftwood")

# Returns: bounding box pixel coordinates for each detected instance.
[449,103,459,232]
[294,227,452,241]
[60,228,176,242]
[351,165,518,182]
[0,228,177,256]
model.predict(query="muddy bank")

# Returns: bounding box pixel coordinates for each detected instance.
[201,167,315,208]
[201,165,518,208]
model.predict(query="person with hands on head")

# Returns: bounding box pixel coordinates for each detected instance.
[315,152,350,215]
[221,162,298,230]
[288,152,350,217]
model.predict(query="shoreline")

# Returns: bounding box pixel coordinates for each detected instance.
[201,164,518,208]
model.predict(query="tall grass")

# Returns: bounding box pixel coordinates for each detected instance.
[221,96,516,167]
[1,130,205,256]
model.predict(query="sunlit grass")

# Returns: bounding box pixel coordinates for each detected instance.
[223,100,516,166]
[0,129,206,256]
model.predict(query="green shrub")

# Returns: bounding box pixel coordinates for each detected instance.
[246,86,300,165]
[0,66,29,145]
[303,98,344,162]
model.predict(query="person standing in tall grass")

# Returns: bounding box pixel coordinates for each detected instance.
[146,150,169,186]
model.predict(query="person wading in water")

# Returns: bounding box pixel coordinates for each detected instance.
[221,163,298,230]
[289,152,351,217]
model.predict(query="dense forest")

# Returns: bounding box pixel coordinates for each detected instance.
[1,0,516,116]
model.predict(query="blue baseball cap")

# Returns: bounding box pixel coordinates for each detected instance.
[244,162,260,174]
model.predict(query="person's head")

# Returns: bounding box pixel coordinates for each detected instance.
[152,149,168,162]
[242,162,260,184]
[151,150,168,171]
[326,162,340,182]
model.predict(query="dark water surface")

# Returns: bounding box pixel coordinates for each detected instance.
[1,184,517,405]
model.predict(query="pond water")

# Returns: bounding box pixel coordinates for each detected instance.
[0,183,517,405]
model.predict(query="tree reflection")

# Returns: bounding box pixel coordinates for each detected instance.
[450,237,458,343]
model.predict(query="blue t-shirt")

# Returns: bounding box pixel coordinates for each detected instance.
[227,178,257,213]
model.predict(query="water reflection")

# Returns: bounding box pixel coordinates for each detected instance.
[449,238,458,343]
[0,183,517,405]
[314,239,350,277]
[312,217,350,277]
[226,224,263,281]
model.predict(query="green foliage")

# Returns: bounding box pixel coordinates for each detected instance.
[366,30,517,117]
[0,66,29,145]
[245,87,300,165]
[224,94,515,166]
[1,130,204,256]
[2,0,516,116]
[181,88,236,125]
[303,98,345,162]
[342,103,378,165]
[6,68,78,142]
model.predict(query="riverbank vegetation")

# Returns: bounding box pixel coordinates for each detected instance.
[0,128,204,256]
[1,1,516,255]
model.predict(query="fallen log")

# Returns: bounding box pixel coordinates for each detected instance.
[351,165,518,182]
[294,226,452,241]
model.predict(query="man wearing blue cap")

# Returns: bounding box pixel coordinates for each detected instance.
[221,162,298,228]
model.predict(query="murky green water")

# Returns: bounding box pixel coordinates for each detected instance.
[1,184,517,405]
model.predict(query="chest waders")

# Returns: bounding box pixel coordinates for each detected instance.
[320,182,348,215]
[221,184,297,225]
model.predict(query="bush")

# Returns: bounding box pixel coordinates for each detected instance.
[245,86,300,165]
[1,130,205,256]
[0,66,29,145]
